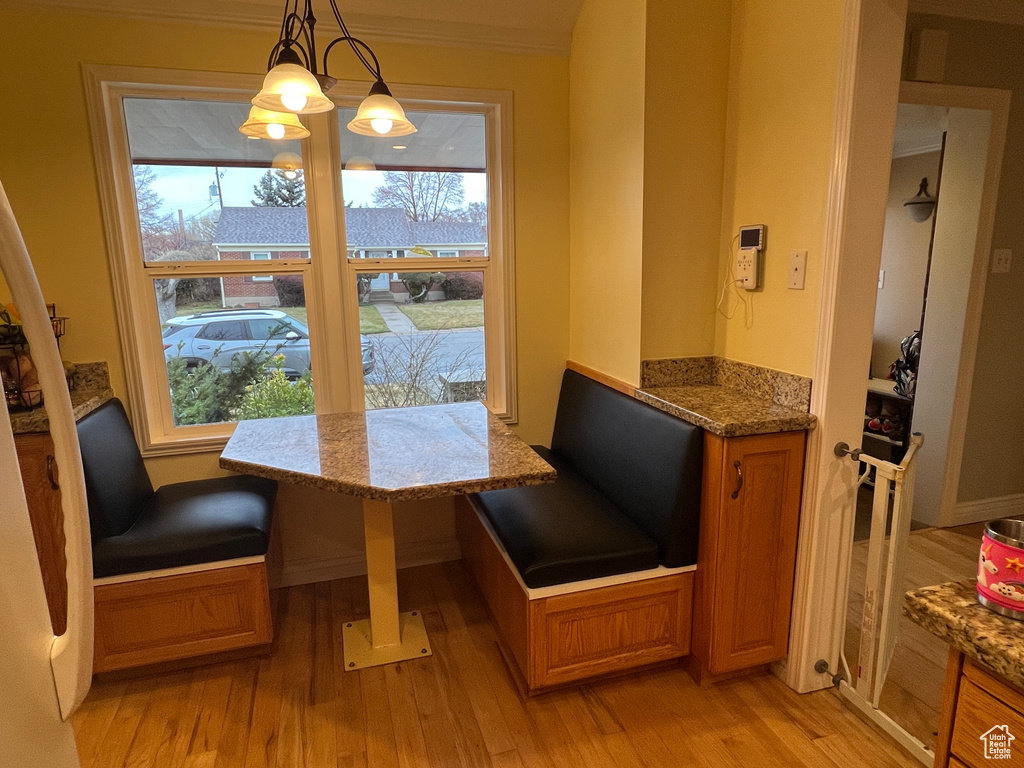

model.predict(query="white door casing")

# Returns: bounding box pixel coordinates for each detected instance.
[784,0,909,693]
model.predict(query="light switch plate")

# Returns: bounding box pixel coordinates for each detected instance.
[788,250,807,290]
[992,249,1012,274]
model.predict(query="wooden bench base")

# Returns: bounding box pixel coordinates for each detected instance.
[456,496,693,693]
[92,560,273,674]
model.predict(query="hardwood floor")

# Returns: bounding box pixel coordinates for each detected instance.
[844,523,984,753]
[74,560,922,768]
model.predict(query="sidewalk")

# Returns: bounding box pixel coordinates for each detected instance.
[373,302,418,334]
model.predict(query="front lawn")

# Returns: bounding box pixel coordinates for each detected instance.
[398,299,483,331]
[358,305,388,334]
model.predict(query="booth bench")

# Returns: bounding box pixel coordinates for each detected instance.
[77,399,276,673]
[457,369,703,692]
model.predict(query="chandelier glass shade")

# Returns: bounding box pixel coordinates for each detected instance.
[238,105,311,140]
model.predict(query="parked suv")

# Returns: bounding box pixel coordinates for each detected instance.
[162,309,375,377]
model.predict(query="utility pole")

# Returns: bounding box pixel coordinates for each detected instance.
[214,167,224,209]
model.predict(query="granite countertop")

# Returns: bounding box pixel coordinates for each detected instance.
[9,362,113,434]
[905,580,1024,691]
[220,401,556,503]
[635,385,817,437]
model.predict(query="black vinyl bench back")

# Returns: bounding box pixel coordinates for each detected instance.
[550,369,703,567]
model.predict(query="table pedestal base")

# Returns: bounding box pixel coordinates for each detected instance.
[342,611,432,670]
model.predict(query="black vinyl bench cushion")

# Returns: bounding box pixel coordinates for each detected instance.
[91,475,277,579]
[78,398,276,579]
[473,446,660,588]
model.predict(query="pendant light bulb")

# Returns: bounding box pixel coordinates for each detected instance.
[267,123,286,140]
[280,92,309,112]
[371,118,393,135]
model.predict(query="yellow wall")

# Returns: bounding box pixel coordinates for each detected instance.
[568,0,646,386]
[714,0,842,377]
[640,0,730,360]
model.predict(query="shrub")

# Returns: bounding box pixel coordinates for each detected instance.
[234,357,314,419]
[274,275,305,307]
[441,272,483,300]
[399,272,444,303]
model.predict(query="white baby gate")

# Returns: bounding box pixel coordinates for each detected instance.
[836,433,930,765]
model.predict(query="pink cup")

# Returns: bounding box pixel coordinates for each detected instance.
[977,518,1024,620]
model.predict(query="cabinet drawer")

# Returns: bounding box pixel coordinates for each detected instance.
[951,679,1024,767]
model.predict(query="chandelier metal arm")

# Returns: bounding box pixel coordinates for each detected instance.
[326,0,378,77]
[321,35,382,81]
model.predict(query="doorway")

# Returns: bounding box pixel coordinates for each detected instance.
[843,86,1008,755]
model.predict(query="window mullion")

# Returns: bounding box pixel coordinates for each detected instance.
[303,110,358,413]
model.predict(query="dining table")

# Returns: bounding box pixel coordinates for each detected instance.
[219,401,555,670]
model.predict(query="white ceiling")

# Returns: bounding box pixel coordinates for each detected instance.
[4,0,585,54]
[893,103,950,158]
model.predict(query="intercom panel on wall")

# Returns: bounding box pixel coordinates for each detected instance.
[736,225,765,290]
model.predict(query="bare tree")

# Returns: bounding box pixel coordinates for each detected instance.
[372,171,465,222]
[153,248,217,323]
[363,331,483,409]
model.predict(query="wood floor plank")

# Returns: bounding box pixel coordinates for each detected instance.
[212,662,259,768]
[242,654,285,768]
[360,666,401,768]
[384,664,431,768]
[330,579,368,767]
[72,681,128,768]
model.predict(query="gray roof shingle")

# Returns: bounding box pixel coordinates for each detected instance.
[213,206,485,249]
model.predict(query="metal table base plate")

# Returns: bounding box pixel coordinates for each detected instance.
[342,611,432,670]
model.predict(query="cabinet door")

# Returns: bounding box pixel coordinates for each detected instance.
[696,430,805,674]
[14,432,67,635]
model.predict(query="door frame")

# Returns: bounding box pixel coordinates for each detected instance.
[784,0,1011,693]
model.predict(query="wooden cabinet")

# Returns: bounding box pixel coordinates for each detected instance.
[14,431,67,635]
[935,649,1024,768]
[690,429,806,680]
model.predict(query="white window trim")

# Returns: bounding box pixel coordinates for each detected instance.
[84,64,517,454]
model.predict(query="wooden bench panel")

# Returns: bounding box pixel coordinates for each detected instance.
[456,495,693,693]
[93,562,273,673]
[531,573,692,689]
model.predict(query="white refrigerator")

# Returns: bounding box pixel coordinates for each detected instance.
[0,180,94,767]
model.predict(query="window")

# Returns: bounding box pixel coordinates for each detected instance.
[86,66,514,454]
[250,252,273,281]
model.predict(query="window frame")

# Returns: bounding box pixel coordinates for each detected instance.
[84,65,516,455]
[250,252,273,281]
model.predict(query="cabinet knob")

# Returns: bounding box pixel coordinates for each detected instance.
[45,454,59,490]
[731,460,743,499]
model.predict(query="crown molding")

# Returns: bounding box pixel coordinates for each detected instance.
[909,0,1024,26]
[2,0,572,56]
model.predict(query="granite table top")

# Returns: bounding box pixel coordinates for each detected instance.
[220,401,557,503]
[635,385,817,437]
[905,580,1024,691]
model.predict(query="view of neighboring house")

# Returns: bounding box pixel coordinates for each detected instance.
[212,206,487,306]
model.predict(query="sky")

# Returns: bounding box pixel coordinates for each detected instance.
[146,166,487,223]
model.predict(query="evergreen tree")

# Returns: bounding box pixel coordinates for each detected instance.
[251,169,306,207]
